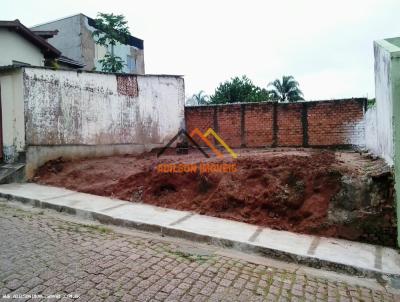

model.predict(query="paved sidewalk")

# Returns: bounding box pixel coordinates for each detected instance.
[1,183,399,277]
[0,202,398,302]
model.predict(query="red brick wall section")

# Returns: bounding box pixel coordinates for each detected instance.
[307,100,365,146]
[277,104,303,146]
[185,99,366,148]
[245,103,274,147]
[217,105,242,148]
[185,106,214,146]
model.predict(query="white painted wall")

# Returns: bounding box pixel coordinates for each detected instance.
[365,106,378,157]
[0,69,25,162]
[369,41,394,165]
[0,29,44,67]
[23,67,184,146]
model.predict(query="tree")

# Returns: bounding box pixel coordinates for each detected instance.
[210,76,271,104]
[92,13,131,73]
[367,98,376,108]
[190,91,209,105]
[268,76,304,102]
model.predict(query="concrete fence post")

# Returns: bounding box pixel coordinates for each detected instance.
[240,104,246,147]
[272,103,278,147]
[302,103,309,147]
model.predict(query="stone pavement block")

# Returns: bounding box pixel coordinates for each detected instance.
[1,183,400,278]
[0,203,399,301]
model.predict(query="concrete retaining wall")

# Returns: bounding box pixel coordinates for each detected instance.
[371,37,400,245]
[368,41,395,165]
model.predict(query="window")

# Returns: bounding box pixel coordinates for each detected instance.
[127,55,136,72]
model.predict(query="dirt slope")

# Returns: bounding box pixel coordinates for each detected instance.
[33,148,397,246]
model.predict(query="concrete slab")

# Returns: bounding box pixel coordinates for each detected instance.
[171,214,259,243]
[0,183,399,278]
[46,192,129,212]
[0,183,75,201]
[382,247,400,274]
[313,237,378,273]
[102,203,188,227]
[251,228,314,257]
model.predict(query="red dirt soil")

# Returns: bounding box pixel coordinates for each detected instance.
[33,148,396,246]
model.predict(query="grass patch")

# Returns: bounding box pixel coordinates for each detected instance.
[164,248,214,263]
[82,224,112,234]
[57,223,112,234]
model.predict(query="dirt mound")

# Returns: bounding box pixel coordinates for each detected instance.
[33,149,397,247]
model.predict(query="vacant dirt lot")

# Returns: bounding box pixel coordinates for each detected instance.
[33,148,396,247]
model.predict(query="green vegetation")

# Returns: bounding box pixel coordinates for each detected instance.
[57,222,112,234]
[92,13,131,73]
[209,76,271,104]
[187,75,304,105]
[268,75,304,102]
[187,90,209,106]
[82,224,112,234]
[367,98,376,108]
[164,248,214,263]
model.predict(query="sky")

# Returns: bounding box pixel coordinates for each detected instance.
[2,0,400,100]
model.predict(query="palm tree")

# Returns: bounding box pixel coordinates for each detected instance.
[191,91,209,105]
[268,76,304,102]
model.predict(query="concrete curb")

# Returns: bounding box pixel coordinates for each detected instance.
[0,183,399,280]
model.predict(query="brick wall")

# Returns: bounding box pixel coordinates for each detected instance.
[185,98,366,148]
[217,105,242,147]
[245,104,274,147]
[277,103,303,146]
[307,101,365,146]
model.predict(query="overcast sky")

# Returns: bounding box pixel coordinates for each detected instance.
[3,0,400,100]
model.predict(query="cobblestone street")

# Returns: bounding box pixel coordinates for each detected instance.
[0,201,398,302]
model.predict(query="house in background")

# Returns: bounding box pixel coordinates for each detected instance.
[31,14,145,74]
[0,20,85,69]
[0,20,60,67]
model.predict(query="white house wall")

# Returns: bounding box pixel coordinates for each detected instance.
[0,29,44,67]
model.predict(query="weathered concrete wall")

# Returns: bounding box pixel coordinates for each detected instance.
[32,15,82,65]
[370,41,395,165]
[365,106,378,156]
[372,37,400,246]
[0,69,25,163]
[21,67,184,176]
[388,41,400,247]
[0,29,44,67]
